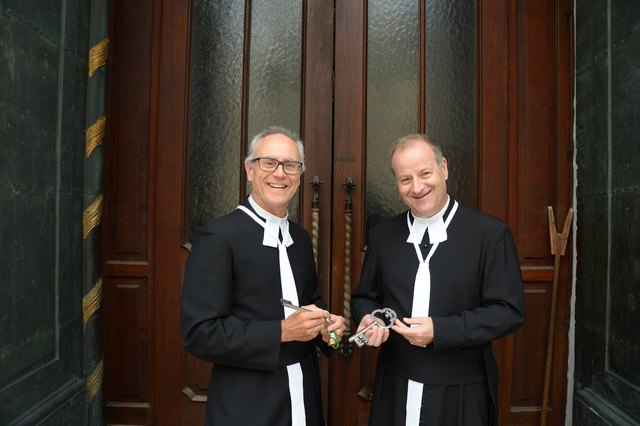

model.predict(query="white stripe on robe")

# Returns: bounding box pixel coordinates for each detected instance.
[238,199,306,426]
[405,198,458,426]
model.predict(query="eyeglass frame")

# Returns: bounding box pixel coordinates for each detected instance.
[251,157,304,175]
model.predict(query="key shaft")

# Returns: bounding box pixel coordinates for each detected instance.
[348,317,383,347]
[280,298,340,349]
[348,308,397,348]
[280,298,333,323]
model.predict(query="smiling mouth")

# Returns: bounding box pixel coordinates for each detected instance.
[268,183,287,189]
[412,191,430,199]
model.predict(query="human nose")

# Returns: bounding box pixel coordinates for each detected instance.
[410,177,423,193]
[272,162,287,176]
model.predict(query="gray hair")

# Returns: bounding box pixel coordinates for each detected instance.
[245,126,305,172]
[389,134,444,174]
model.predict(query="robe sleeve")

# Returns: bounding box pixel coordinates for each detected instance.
[180,225,282,371]
[431,224,525,350]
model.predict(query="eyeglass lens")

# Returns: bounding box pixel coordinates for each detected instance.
[256,158,302,174]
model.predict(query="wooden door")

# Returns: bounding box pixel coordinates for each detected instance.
[102,0,573,425]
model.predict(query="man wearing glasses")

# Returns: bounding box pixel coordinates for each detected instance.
[181,126,345,425]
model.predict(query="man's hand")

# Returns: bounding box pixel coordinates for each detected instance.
[320,312,346,345]
[355,314,390,347]
[280,305,328,342]
[391,317,434,347]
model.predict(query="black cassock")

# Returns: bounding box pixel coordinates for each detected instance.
[351,197,525,426]
[181,199,329,425]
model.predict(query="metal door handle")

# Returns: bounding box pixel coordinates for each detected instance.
[310,176,322,268]
[340,177,356,358]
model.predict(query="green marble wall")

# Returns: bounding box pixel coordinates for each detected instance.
[0,0,90,423]
[574,0,640,423]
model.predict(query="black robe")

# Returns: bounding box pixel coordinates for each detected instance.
[351,197,525,425]
[181,199,328,425]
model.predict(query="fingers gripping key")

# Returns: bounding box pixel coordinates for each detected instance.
[280,299,340,348]
[348,308,397,348]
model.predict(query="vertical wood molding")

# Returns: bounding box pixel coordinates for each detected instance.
[301,2,336,420]
[478,0,510,222]
[153,0,193,423]
[102,0,157,423]
[331,1,369,424]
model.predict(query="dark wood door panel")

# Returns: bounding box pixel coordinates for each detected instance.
[327,1,369,424]
[481,1,573,424]
[102,0,159,423]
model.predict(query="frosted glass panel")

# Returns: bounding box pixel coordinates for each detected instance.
[188,0,244,240]
[366,0,420,228]
[248,0,301,136]
[188,0,303,239]
[425,0,476,206]
[248,0,302,223]
[366,0,477,231]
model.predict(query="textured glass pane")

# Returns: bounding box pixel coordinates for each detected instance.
[248,0,302,222]
[188,0,244,240]
[425,0,477,206]
[366,0,420,228]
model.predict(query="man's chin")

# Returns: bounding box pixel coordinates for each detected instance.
[412,205,436,218]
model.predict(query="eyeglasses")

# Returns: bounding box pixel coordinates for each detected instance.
[251,157,304,175]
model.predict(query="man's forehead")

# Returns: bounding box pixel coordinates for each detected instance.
[256,135,298,155]
[396,163,437,174]
[394,148,439,166]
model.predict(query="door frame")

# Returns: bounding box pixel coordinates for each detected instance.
[102,0,574,424]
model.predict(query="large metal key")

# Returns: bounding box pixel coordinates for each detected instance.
[348,308,397,348]
[280,299,340,348]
